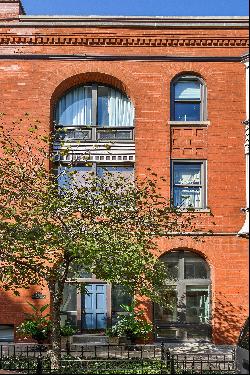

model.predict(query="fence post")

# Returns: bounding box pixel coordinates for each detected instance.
[36,356,43,375]
[191,358,195,373]
[232,347,236,362]
[170,356,175,374]
[165,348,171,370]
[161,342,165,361]
[66,339,70,356]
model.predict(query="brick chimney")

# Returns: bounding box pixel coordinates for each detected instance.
[0,0,25,20]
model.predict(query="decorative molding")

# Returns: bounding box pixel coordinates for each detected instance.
[0,34,248,48]
[53,141,135,163]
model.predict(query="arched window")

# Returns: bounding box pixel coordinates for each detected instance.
[55,84,135,141]
[154,250,211,342]
[171,76,207,121]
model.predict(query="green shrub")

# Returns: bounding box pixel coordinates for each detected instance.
[16,303,51,343]
[106,302,153,341]
[60,321,77,337]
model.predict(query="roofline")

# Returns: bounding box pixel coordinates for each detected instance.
[12,15,249,28]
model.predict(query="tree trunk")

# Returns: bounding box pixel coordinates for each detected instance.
[48,281,62,370]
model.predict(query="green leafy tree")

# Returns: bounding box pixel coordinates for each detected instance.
[0,114,195,366]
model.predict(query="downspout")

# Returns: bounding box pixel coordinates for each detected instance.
[238,54,249,238]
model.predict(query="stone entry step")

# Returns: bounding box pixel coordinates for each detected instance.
[72,334,108,345]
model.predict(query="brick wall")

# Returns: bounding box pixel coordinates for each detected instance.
[0,6,248,344]
[0,0,24,19]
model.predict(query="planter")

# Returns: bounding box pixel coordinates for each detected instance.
[108,336,130,345]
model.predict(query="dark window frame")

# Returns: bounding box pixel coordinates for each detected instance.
[154,251,211,342]
[170,75,207,122]
[171,160,207,210]
[55,162,135,192]
[54,83,135,142]
[56,162,134,175]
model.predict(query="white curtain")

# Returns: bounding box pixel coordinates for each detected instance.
[56,85,134,127]
[108,88,135,127]
[174,187,202,208]
[174,164,201,185]
[98,86,134,127]
[175,81,201,100]
[56,86,92,126]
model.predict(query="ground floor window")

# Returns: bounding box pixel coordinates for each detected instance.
[0,325,14,342]
[154,250,211,342]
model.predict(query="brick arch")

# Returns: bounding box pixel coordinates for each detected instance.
[51,71,136,110]
[170,70,207,84]
[159,246,212,272]
[49,70,137,129]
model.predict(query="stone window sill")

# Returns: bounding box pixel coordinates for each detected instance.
[168,121,210,126]
[177,208,211,214]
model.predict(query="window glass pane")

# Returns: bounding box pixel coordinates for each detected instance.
[57,165,92,190]
[186,286,210,324]
[96,166,134,182]
[174,102,200,121]
[97,129,133,140]
[62,284,77,312]
[98,86,110,126]
[61,284,78,327]
[56,86,92,126]
[162,252,179,279]
[154,289,178,323]
[112,285,132,313]
[184,259,208,279]
[165,260,179,279]
[175,81,201,100]
[98,86,135,127]
[111,285,132,326]
[174,164,201,185]
[0,325,14,342]
[174,187,202,208]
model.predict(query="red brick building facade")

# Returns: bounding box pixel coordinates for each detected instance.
[0,0,249,344]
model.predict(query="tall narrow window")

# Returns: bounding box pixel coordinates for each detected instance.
[172,77,206,121]
[172,161,206,209]
[154,250,211,342]
[55,84,135,141]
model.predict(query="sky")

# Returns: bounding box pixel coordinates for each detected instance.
[21,0,249,17]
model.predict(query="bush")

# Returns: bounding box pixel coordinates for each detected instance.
[106,302,153,341]
[60,322,77,337]
[16,303,51,343]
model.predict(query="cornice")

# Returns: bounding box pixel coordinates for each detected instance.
[16,15,249,29]
[0,34,248,48]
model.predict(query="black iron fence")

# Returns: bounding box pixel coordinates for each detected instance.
[0,343,237,374]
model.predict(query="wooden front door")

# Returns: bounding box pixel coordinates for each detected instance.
[81,284,107,330]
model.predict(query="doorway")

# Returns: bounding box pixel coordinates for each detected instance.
[81,284,107,330]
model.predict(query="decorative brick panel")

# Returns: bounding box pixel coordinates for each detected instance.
[171,126,208,158]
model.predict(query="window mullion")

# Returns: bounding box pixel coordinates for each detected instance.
[92,85,98,141]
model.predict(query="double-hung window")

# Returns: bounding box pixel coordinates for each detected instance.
[171,76,206,121]
[55,84,135,141]
[172,161,206,209]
